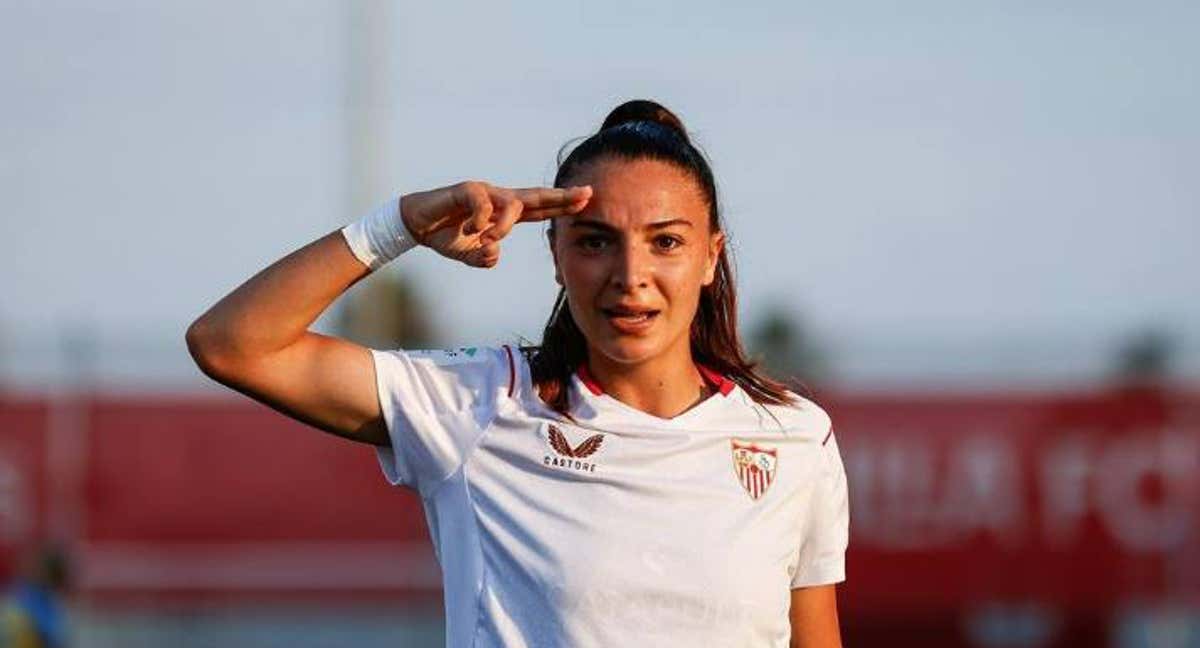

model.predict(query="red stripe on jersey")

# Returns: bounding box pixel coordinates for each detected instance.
[576,363,605,396]
[576,362,734,397]
[822,427,834,446]
[503,345,515,399]
[696,364,735,396]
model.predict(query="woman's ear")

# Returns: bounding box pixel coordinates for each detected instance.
[702,231,725,286]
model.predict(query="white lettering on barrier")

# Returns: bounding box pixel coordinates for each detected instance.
[845,428,1200,554]
[1093,431,1198,553]
[845,432,1022,549]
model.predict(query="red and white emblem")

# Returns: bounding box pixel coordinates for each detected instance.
[731,439,778,501]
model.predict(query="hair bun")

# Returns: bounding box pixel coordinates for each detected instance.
[599,99,689,143]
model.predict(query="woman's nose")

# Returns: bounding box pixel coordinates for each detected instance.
[610,242,651,292]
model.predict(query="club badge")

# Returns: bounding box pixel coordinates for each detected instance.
[731,439,778,501]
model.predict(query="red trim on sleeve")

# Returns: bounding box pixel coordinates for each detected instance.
[502,345,515,398]
[822,427,834,446]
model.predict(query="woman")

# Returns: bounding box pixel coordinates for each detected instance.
[187,99,848,647]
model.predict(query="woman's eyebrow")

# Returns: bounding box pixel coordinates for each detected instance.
[568,219,616,232]
[646,218,694,230]
[569,218,694,232]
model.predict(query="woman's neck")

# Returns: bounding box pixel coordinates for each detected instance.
[584,345,712,419]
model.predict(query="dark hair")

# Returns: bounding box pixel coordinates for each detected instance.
[521,99,797,417]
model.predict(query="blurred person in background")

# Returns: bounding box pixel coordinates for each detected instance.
[1,545,70,648]
[187,99,848,647]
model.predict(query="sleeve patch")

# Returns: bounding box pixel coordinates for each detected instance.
[407,346,486,366]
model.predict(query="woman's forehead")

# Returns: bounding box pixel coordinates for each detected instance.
[565,158,708,229]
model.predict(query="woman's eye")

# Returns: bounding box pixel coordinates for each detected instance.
[577,235,608,251]
[655,235,683,251]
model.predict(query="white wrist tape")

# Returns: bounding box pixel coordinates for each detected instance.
[340,195,419,270]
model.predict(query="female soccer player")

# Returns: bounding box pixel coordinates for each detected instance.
[187,99,848,647]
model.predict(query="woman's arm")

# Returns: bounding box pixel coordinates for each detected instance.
[789,584,842,648]
[186,229,389,445]
[185,182,591,446]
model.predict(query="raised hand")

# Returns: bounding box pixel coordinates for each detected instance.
[399,181,592,268]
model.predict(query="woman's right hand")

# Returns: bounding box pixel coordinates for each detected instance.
[187,180,591,448]
[400,181,593,268]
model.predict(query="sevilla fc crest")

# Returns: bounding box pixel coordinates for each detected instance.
[731,439,778,501]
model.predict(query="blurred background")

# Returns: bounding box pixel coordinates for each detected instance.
[2,1,1197,646]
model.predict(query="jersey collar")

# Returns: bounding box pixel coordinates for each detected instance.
[575,362,735,397]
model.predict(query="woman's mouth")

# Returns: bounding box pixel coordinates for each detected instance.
[602,308,660,334]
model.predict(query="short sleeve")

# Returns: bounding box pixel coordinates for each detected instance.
[791,424,849,588]
[371,345,512,493]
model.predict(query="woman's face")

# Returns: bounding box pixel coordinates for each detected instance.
[551,157,725,367]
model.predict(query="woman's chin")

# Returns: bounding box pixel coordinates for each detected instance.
[591,337,663,365]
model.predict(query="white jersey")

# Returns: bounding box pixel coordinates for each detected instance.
[371,345,848,648]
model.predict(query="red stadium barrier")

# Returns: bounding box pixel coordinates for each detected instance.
[824,385,1200,646]
[2,385,1197,645]
[831,386,1199,609]
[0,397,50,583]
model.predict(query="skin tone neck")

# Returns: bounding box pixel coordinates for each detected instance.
[584,333,714,420]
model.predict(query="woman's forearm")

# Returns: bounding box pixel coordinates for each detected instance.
[185,181,588,371]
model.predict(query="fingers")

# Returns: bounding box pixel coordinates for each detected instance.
[435,181,591,269]
[514,185,592,221]
[466,241,501,268]
[456,182,494,236]
[482,192,524,244]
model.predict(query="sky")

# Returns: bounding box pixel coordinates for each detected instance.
[1,1,1197,390]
